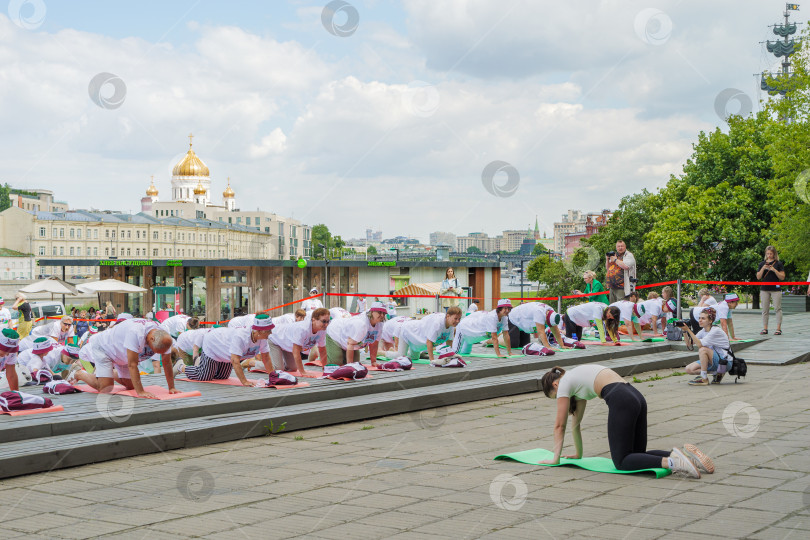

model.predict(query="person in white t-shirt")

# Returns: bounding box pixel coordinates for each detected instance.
[355,295,368,314]
[269,310,307,327]
[451,299,513,357]
[537,364,712,478]
[380,315,413,353]
[682,307,732,386]
[174,328,209,365]
[0,329,21,391]
[608,299,645,341]
[23,317,75,350]
[326,302,386,365]
[466,300,479,315]
[394,308,461,361]
[564,302,622,344]
[696,289,717,308]
[160,314,199,338]
[68,318,177,398]
[0,297,11,329]
[267,308,330,373]
[175,314,273,385]
[689,293,739,340]
[301,288,324,312]
[509,302,571,349]
[18,337,72,374]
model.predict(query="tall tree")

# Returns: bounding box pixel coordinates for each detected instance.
[310,224,331,259]
[0,183,11,212]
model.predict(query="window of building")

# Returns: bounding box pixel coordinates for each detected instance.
[93,247,98,256]
[111,248,115,256]
[105,230,109,238]
[127,230,131,239]
[52,227,57,238]
[59,247,64,255]
[169,232,172,240]
[77,229,81,239]
[111,230,116,239]
[60,228,64,238]
[93,229,98,239]
[126,248,131,256]
[70,228,74,238]
[246,217,250,226]
[153,231,158,239]
[228,217,232,224]
[291,225,297,238]
[105,248,109,256]
[77,247,81,256]
[69,247,74,255]
[153,248,158,256]
[39,246,45,255]
[39,227,46,237]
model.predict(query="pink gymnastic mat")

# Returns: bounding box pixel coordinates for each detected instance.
[1,405,65,416]
[249,367,323,378]
[76,384,202,400]
[177,377,310,389]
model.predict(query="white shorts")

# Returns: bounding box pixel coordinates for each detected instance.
[93,346,131,379]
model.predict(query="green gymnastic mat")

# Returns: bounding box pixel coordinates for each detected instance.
[641,337,667,342]
[494,448,671,478]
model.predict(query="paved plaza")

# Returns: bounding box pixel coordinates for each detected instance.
[1,356,808,539]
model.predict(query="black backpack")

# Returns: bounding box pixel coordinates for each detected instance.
[725,346,747,383]
[665,319,683,341]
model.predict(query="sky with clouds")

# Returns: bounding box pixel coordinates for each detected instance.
[0,0,793,242]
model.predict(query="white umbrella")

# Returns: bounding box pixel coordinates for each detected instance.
[19,276,78,296]
[77,279,147,294]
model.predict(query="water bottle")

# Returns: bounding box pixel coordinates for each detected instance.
[572,333,578,342]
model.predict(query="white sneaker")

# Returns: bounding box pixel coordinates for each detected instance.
[173,359,185,377]
[669,447,701,479]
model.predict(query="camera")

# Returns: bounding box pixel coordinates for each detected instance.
[606,251,616,257]
[673,319,690,328]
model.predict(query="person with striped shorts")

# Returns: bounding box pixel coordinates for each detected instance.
[176,314,273,386]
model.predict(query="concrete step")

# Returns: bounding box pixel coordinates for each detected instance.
[0,350,696,479]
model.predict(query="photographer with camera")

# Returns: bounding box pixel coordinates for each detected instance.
[756,246,785,336]
[680,307,731,386]
[688,293,739,341]
[605,240,636,304]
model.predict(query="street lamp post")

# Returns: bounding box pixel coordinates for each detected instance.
[318,243,328,306]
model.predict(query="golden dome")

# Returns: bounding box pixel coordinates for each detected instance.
[172,134,210,177]
[193,180,206,196]
[146,176,158,196]
[223,177,235,198]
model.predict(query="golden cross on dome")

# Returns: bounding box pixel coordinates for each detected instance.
[188,133,194,148]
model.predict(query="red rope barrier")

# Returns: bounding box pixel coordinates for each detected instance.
[682,280,810,286]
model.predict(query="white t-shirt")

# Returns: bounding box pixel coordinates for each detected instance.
[696,326,730,360]
[509,302,555,333]
[566,302,606,329]
[228,314,255,329]
[326,315,383,349]
[692,301,731,322]
[456,310,507,337]
[329,307,351,320]
[0,308,11,325]
[269,319,326,352]
[637,299,663,325]
[161,314,190,336]
[202,327,269,363]
[699,297,718,307]
[0,351,17,371]
[93,319,161,365]
[273,313,298,326]
[466,303,479,314]
[176,328,208,354]
[381,316,412,343]
[20,347,63,372]
[301,298,324,312]
[556,364,608,401]
[355,298,368,313]
[31,321,75,342]
[78,331,93,348]
[400,313,454,345]
[609,301,636,322]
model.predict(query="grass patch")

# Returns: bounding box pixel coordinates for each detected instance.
[294,435,304,441]
[361,425,374,431]
[632,371,687,383]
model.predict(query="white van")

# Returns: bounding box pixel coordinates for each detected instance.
[10,301,67,330]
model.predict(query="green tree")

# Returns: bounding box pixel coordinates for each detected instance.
[367,245,377,255]
[310,224,331,259]
[526,255,583,310]
[466,246,482,254]
[531,243,549,257]
[0,183,11,212]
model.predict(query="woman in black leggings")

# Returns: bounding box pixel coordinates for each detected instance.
[538,365,715,478]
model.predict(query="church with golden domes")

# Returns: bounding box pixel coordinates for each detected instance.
[141,135,311,259]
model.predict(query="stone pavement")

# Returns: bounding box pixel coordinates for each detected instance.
[1,360,808,539]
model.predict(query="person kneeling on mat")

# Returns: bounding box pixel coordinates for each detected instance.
[325,302,386,366]
[391,308,461,361]
[508,301,571,350]
[682,307,731,386]
[175,314,274,386]
[609,296,644,341]
[267,307,330,374]
[539,365,714,478]
[563,302,621,344]
[451,299,512,357]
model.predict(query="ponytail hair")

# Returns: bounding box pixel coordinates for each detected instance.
[541,366,577,415]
